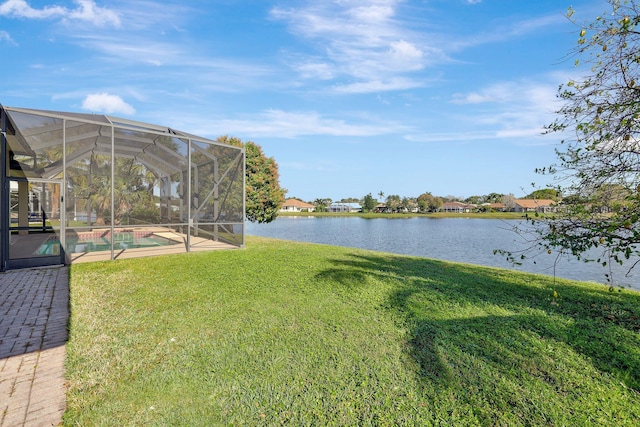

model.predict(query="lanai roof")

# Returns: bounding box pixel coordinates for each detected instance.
[3,106,229,181]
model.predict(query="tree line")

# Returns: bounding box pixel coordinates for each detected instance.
[290,188,560,213]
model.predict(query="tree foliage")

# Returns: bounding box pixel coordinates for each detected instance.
[465,195,483,205]
[339,197,360,203]
[313,198,332,212]
[501,193,517,211]
[219,136,286,223]
[385,194,402,212]
[417,192,443,213]
[362,193,377,212]
[509,1,640,282]
[525,188,560,201]
[401,196,418,212]
[484,192,506,204]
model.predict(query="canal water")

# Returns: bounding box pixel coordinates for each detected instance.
[246,216,639,290]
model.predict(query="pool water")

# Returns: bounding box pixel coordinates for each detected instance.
[36,232,181,255]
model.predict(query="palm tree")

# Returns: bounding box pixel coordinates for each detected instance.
[112,158,160,225]
[313,198,328,212]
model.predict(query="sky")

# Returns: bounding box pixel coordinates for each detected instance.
[0,0,607,202]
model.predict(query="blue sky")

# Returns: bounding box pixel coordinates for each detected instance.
[0,0,603,201]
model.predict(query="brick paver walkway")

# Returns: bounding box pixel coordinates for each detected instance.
[0,266,69,427]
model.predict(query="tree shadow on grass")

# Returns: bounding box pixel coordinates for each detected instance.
[316,252,640,394]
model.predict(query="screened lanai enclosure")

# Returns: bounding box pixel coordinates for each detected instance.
[0,105,245,271]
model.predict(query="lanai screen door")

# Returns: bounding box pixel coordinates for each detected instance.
[6,178,64,269]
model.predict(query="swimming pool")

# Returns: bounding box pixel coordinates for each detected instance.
[36,232,182,255]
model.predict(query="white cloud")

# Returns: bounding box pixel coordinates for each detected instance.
[81,93,135,115]
[348,4,395,23]
[271,0,441,92]
[495,128,547,139]
[446,13,565,52]
[68,32,276,89]
[66,0,120,27]
[405,130,496,143]
[295,61,335,80]
[405,128,551,145]
[332,77,424,94]
[451,82,520,104]
[389,40,423,68]
[406,77,562,145]
[0,0,65,19]
[270,0,562,95]
[0,0,120,27]
[73,34,181,66]
[451,80,558,108]
[182,109,407,139]
[0,30,16,44]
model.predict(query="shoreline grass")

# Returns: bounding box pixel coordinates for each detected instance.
[65,236,640,425]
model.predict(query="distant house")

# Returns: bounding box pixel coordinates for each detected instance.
[374,203,394,213]
[441,201,475,213]
[280,198,315,213]
[513,199,556,213]
[488,202,507,212]
[328,203,362,213]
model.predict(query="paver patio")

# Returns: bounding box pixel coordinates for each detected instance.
[0,266,68,427]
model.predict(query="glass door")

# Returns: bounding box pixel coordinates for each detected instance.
[7,178,65,268]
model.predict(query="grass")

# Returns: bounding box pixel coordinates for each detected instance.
[64,236,640,426]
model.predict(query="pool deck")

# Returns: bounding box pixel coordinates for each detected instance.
[0,266,68,427]
[9,227,240,264]
[68,234,237,263]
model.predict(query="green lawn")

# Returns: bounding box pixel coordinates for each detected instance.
[64,236,640,426]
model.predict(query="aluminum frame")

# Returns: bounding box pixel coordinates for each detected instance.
[0,105,245,270]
